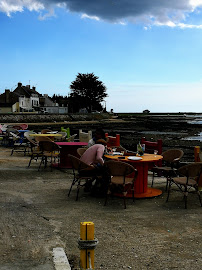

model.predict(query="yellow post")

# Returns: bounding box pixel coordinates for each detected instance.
[80,222,95,270]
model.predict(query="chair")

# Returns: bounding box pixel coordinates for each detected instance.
[41,129,52,134]
[38,141,61,171]
[26,137,43,167]
[151,149,184,189]
[61,127,70,138]
[67,134,77,142]
[68,154,97,200]
[10,131,28,156]
[79,129,92,142]
[105,133,120,147]
[77,147,88,157]
[166,163,202,209]
[104,160,138,209]
[54,132,67,142]
[141,137,162,154]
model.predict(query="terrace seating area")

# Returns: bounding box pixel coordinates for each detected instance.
[0,124,202,210]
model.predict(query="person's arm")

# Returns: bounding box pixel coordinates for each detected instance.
[95,146,104,165]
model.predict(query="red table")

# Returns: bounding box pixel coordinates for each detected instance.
[56,142,88,169]
[105,153,163,198]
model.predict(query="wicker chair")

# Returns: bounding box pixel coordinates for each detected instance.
[38,141,61,171]
[68,154,98,200]
[166,163,202,209]
[151,149,184,190]
[77,147,88,157]
[104,160,138,209]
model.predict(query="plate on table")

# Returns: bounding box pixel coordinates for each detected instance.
[127,156,142,161]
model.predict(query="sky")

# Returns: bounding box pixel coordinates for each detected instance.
[1,0,202,113]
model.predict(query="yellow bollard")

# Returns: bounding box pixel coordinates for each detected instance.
[79,222,98,270]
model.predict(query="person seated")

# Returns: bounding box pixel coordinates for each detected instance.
[80,144,105,168]
[80,143,109,196]
[88,128,108,148]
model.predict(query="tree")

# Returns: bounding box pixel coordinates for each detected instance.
[69,73,108,113]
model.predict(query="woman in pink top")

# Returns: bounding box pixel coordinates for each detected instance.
[80,144,105,166]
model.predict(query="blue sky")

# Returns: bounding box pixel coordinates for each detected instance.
[1,0,202,113]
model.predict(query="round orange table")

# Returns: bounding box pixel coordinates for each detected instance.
[105,153,163,198]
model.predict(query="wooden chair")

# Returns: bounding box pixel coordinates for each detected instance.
[166,163,202,209]
[141,137,162,154]
[151,149,184,189]
[105,133,120,147]
[104,160,138,209]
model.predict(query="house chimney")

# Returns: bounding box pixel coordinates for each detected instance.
[26,85,30,89]
[5,89,10,103]
[32,86,36,91]
[18,82,22,87]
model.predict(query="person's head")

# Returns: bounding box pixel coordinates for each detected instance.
[95,128,106,140]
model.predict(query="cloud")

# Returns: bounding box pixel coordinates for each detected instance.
[1,0,202,28]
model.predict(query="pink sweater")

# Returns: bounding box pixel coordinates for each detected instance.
[80,144,105,166]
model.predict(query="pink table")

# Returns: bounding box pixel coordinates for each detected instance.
[56,142,88,168]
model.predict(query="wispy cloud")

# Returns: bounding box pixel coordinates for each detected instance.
[1,0,202,29]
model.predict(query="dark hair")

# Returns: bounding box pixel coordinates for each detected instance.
[95,128,106,139]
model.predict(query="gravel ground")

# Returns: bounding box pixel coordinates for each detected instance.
[0,146,202,269]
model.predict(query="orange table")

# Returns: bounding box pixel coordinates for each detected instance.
[105,153,163,198]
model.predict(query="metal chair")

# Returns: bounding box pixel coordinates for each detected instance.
[151,149,184,190]
[166,162,202,209]
[104,160,138,209]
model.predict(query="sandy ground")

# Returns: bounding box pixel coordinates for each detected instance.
[0,146,202,269]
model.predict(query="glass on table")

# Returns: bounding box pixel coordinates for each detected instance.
[154,150,158,156]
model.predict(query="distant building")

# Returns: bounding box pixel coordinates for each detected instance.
[0,82,68,113]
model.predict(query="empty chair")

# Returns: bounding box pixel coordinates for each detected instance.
[26,137,43,167]
[166,162,202,209]
[104,160,138,209]
[79,129,92,142]
[38,141,61,171]
[10,131,28,156]
[140,137,163,155]
[151,149,184,189]
[105,133,120,147]
[77,147,88,157]
[68,154,98,200]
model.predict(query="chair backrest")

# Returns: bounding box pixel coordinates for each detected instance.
[26,136,38,148]
[77,147,88,157]
[177,163,202,178]
[39,141,60,152]
[35,136,53,143]
[105,160,136,177]
[162,149,184,163]
[41,129,52,134]
[105,133,120,147]
[141,137,162,154]
[61,127,70,138]
[79,129,92,142]
[68,154,92,171]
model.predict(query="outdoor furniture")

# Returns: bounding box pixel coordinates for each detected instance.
[141,137,163,154]
[30,133,62,142]
[79,129,92,142]
[105,153,163,198]
[41,129,52,134]
[77,147,88,157]
[151,149,184,189]
[166,163,202,209]
[104,160,138,209]
[26,137,43,167]
[105,133,120,147]
[68,154,98,200]
[10,131,28,156]
[38,141,61,171]
[55,142,88,168]
[54,131,67,141]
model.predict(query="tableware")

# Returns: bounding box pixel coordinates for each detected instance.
[154,150,158,156]
[112,152,123,156]
[127,156,142,161]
